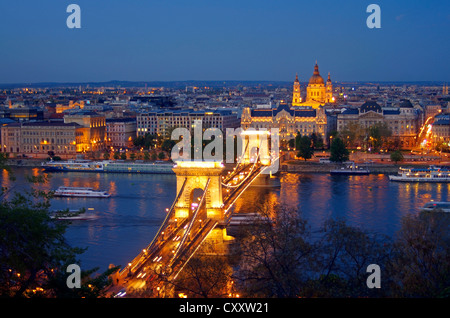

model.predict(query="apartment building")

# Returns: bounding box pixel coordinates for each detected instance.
[106,117,137,148]
[136,109,240,138]
[1,121,81,159]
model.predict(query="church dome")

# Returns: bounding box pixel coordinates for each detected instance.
[308,63,324,85]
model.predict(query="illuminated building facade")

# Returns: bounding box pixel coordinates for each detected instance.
[63,111,106,152]
[137,109,240,138]
[106,117,137,148]
[337,100,421,149]
[241,103,327,142]
[0,121,80,159]
[292,62,334,108]
[0,107,44,122]
[56,100,85,113]
[431,113,450,146]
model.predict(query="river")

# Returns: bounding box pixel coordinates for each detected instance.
[1,167,449,272]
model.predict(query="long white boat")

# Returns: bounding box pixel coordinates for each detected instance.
[50,208,99,220]
[389,165,450,182]
[42,159,174,174]
[53,186,111,198]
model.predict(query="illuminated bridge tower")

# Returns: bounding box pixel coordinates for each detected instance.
[241,129,274,167]
[172,161,225,224]
[172,161,232,255]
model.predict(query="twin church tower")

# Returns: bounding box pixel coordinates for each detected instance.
[292,61,334,108]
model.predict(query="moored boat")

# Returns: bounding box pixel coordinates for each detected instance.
[42,159,102,172]
[42,159,174,174]
[330,162,370,175]
[389,165,450,182]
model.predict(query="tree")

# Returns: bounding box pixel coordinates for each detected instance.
[386,136,401,151]
[297,135,314,161]
[310,132,324,150]
[329,137,349,162]
[120,152,127,160]
[295,132,302,151]
[435,141,450,153]
[161,139,176,153]
[103,152,110,160]
[386,212,450,297]
[288,137,295,149]
[302,218,391,297]
[234,205,315,297]
[367,122,391,151]
[0,194,81,297]
[340,122,365,148]
[0,167,119,297]
[133,133,157,150]
[158,152,165,160]
[113,152,120,160]
[0,152,9,167]
[390,150,403,164]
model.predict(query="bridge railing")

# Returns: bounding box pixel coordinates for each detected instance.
[170,218,218,281]
[222,163,262,213]
[222,140,249,184]
[222,156,279,214]
[130,179,215,282]
[119,177,188,277]
[170,178,210,265]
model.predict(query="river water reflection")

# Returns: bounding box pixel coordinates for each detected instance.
[2,167,449,272]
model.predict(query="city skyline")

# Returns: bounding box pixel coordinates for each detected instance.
[1,2,449,300]
[0,0,449,84]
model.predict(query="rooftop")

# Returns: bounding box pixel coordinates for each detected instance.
[3,121,81,127]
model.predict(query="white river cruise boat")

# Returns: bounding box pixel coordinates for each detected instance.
[389,166,450,182]
[53,186,111,198]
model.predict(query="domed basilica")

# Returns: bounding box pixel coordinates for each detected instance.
[292,62,334,108]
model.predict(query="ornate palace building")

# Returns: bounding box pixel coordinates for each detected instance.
[241,103,327,142]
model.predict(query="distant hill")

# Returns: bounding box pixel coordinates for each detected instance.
[0,80,447,89]
[0,80,291,89]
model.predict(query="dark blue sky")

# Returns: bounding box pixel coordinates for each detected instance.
[0,0,449,83]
